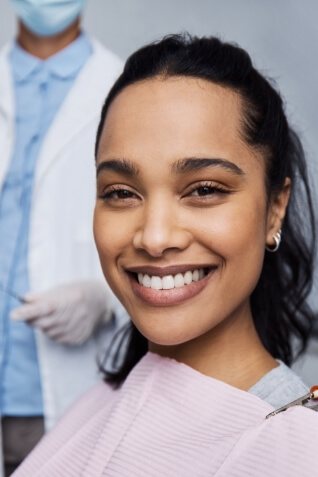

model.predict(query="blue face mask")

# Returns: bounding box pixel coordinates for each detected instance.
[10,0,86,37]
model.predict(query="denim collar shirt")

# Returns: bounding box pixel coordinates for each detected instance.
[0,34,92,416]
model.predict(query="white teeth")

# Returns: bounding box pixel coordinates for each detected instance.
[162,275,175,290]
[142,274,151,288]
[192,270,199,282]
[151,276,162,290]
[174,273,184,288]
[184,271,193,285]
[137,268,208,290]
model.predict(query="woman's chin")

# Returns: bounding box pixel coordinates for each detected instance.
[133,320,198,348]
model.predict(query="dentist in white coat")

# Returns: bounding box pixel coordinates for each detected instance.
[0,1,125,475]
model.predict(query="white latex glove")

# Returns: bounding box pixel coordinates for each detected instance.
[10,281,114,345]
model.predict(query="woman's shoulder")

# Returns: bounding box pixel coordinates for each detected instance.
[216,405,318,477]
[249,360,308,408]
[63,379,116,423]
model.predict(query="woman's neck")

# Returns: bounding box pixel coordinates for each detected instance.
[150,307,278,391]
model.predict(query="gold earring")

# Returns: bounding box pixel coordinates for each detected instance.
[266,229,282,253]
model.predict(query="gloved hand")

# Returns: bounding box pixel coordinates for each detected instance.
[10,281,114,345]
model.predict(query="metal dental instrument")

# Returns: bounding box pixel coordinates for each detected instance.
[0,284,27,303]
[266,385,318,419]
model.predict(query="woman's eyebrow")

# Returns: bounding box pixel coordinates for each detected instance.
[172,157,245,176]
[96,159,139,177]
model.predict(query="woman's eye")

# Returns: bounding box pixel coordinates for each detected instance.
[106,189,134,199]
[99,187,140,203]
[189,184,228,197]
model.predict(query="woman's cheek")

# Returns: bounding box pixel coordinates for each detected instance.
[94,208,129,251]
[219,196,265,243]
[93,209,117,270]
[188,206,246,252]
[194,200,266,274]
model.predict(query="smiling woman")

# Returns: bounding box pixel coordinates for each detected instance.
[94,36,315,385]
[14,34,318,477]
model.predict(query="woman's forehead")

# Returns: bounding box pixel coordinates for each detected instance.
[100,78,244,149]
[97,77,264,176]
[105,77,242,128]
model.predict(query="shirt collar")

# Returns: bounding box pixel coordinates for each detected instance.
[10,32,92,82]
[10,42,40,82]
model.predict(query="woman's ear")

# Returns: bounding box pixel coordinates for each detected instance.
[266,178,291,248]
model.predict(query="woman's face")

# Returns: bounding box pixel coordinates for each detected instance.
[94,77,286,347]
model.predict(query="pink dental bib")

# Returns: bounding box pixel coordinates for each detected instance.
[14,352,318,476]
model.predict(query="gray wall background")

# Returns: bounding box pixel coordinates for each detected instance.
[1,0,318,163]
[0,0,317,382]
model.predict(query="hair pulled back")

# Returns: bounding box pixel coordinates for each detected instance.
[95,34,316,386]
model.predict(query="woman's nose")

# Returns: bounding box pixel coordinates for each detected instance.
[132,201,192,257]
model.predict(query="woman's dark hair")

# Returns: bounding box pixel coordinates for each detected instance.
[95,34,316,386]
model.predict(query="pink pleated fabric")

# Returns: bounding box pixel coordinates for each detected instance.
[13,352,318,476]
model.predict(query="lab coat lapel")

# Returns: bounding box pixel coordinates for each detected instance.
[0,44,14,187]
[35,41,116,184]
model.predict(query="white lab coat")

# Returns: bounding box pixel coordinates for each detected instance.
[0,38,123,440]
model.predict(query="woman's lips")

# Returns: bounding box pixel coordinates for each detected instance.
[127,267,217,307]
[125,264,213,277]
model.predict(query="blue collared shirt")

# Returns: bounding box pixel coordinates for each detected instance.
[0,34,92,416]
